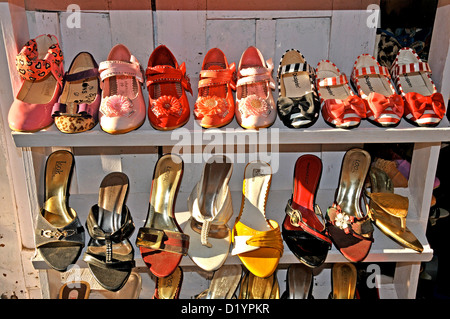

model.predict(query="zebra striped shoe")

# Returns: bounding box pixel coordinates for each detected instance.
[316,60,366,129]
[351,54,404,127]
[276,49,320,128]
[390,47,446,127]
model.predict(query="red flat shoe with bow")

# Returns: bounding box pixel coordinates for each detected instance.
[316,60,366,129]
[147,45,192,130]
[351,54,404,127]
[390,47,445,127]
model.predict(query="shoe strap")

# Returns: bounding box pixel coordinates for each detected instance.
[285,199,332,244]
[16,34,64,86]
[198,63,236,90]
[86,204,135,243]
[99,57,144,84]
[136,227,190,255]
[146,62,193,94]
[352,65,391,78]
[391,62,432,79]
[231,220,283,256]
[237,58,276,89]
[279,62,315,76]
[316,74,348,87]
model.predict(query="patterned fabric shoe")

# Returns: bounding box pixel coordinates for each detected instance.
[316,60,366,129]
[351,54,404,127]
[390,47,446,127]
[277,49,320,128]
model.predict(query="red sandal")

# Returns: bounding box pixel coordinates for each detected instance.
[136,154,189,278]
[147,45,192,130]
[282,155,332,268]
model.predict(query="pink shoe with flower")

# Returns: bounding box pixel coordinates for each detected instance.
[194,48,235,128]
[98,44,146,134]
[147,45,192,130]
[235,46,276,129]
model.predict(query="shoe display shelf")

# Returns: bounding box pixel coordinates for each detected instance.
[1,0,449,299]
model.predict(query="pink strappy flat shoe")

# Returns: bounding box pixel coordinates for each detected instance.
[98,44,146,134]
[235,46,276,129]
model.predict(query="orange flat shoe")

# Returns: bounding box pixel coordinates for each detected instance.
[194,48,236,128]
[146,45,192,130]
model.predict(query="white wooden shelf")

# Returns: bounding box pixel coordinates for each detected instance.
[11,115,450,148]
[31,189,433,269]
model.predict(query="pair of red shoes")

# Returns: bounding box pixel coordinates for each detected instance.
[316,49,446,129]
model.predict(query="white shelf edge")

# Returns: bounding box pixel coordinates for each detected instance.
[11,116,450,148]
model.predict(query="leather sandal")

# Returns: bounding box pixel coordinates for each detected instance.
[326,148,374,262]
[366,167,423,252]
[147,45,192,130]
[83,172,135,292]
[183,155,233,272]
[277,49,320,128]
[9,34,64,132]
[238,270,279,299]
[231,161,283,278]
[331,263,357,299]
[52,51,101,133]
[281,264,313,299]
[153,266,183,299]
[282,155,332,268]
[136,154,189,278]
[194,48,236,128]
[35,150,85,272]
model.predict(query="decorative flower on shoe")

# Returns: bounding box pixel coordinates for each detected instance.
[100,95,134,117]
[194,96,229,119]
[151,95,183,118]
[239,95,270,118]
[334,212,351,230]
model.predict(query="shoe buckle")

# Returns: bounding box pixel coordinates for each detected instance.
[138,228,164,249]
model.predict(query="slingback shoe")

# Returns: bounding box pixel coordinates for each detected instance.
[231,161,283,278]
[326,148,374,262]
[9,34,64,132]
[136,154,189,278]
[83,172,135,291]
[351,54,403,127]
[183,155,233,272]
[35,150,85,271]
